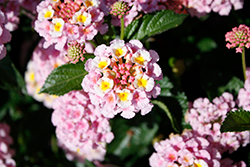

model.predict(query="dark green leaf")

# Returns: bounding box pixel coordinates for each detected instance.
[196,37,217,52]
[0,56,27,94]
[218,76,244,95]
[220,110,250,132]
[40,55,94,96]
[124,10,188,41]
[156,76,173,97]
[151,100,181,133]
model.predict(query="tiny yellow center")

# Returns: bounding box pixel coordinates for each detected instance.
[98,61,108,69]
[135,55,145,65]
[194,163,202,167]
[100,81,111,92]
[85,0,94,7]
[77,15,87,23]
[115,48,124,57]
[30,72,35,81]
[44,11,52,18]
[54,22,62,32]
[118,92,129,101]
[137,78,147,88]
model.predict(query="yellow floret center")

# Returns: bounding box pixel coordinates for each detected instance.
[85,0,94,7]
[194,163,202,167]
[137,78,147,88]
[98,61,108,69]
[115,48,124,57]
[135,55,145,65]
[100,81,111,92]
[44,11,52,18]
[30,72,35,81]
[77,15,87,23]
[54,22,62,32]
[118,92,129,101]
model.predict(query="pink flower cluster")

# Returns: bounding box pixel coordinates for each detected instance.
[184,0,244,17]
[225,24,250,53]
[25,39,68,108]
[238,68,250,110]
[149,129,221,167]
[81,39,162,119]
[0,10,11,60]
[0,123,16,167]
[52,90,114,162]
[34,0,107,50]
[0,0,40,32]
[186,92,250,154]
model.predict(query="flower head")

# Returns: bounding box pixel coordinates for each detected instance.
[82,39,162,119]
[66,41,86,64]
[225,24,250,53]
[110,1,131,19]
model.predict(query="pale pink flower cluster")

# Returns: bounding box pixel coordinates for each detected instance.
[34,0,107,50]
[238,68,250,110]
[0,0,40,31]
[185,0,244,17]
[149,129,221,167]
[0,123,16,167]
[186,92,250,154]
[0,10,11,60]
[25,39,68,108]
[225,24,250,53]
[81,39,162,119]
[51,90,114,162]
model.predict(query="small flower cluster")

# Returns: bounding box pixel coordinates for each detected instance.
[225,24,250,53]
[0,10,11,60]
[25,39,68,108]
[66,41,86,64]
[186,92,250,154]
[110,1,130,18]
[0,123,16,167]
[185,0,244,17]
[52,90,114,162]
[34,0,107,50]
[81,39,162,119]
[149,129,221,167]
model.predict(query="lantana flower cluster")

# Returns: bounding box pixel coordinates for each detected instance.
[25,39,68,108]
[149,129,221,167]
[0,123,16,167]
[237,68,250,110]
[225,24,250,53]
[0,10,11,60]
[34,0,107,50]
[51,90,114,162]
[185,92,250,154]
[81,39,162,119]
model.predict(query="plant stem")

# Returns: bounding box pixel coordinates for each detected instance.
[242,47,247,81]
[120,16,125,40]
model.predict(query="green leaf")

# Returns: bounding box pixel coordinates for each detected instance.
[156,76,173,97]
[0,56,27,94]
[40,55,94,96]
[151,100,181,133]
[218,76,244,95]
[220,110,250,132]
[107,118,158,166]
[196,37,217,52]
[124,10,188,41]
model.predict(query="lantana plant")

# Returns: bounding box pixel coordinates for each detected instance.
[1,0,250,167]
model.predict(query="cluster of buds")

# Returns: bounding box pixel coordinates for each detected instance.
[81,39,162,119]
[66,41,86,64]
[225,24,250,53]
[110,1,131,18]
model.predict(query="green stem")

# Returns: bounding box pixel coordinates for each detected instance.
[242,47,247,81]
[120,16,125,40]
